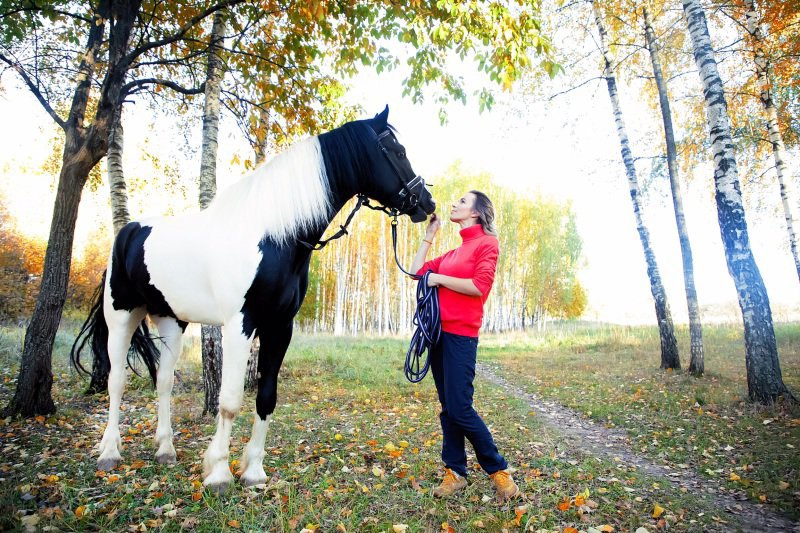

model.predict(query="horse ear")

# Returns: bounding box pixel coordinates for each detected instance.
[370,105,389,132]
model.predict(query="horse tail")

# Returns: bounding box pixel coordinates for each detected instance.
[71,271,111,394]
[70,270,161,394]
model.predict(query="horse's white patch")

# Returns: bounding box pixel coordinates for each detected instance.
[141,136,329,325]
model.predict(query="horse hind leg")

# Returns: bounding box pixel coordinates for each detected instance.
[97,306,147,471]
[152,316,183,464]
[202,315,253,493]
[240,321,293,487]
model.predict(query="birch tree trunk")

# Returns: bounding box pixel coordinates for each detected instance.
[682,0,794,403]
[199,11,226,417]
[592,0,680,370]
[643,6,704,375]
[254,107,269,166]
[108,106,131,235]
[744,0,800,284]
[85,104,133,395]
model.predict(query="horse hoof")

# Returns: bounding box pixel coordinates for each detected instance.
[240,474,267,488]
[97,457,119,472]
[156,452,177,465]
[205,481,230,495]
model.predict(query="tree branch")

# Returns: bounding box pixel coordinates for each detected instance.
[548,76,603,100]
[121,78,205,98]
[122,0,244,69]
[0,51,66,129]
[0,6,92,24]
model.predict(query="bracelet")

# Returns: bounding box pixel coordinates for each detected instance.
[423,239,433,245]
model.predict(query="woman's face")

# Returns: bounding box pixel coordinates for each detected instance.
[450,192,478,224]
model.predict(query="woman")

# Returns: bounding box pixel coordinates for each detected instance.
[410,190,519,501]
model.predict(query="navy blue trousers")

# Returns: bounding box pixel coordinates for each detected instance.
[430,332,507,478]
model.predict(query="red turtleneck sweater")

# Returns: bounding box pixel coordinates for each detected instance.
[416,224,499,337]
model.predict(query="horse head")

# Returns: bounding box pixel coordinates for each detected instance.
[363,106,436,223]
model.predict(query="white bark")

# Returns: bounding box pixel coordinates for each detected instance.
[592,0,680,369]
[644,6,704,374]
[107,106,130,235]
[744,0,800,283]
[198,12,226,210]
[683,0,792,403]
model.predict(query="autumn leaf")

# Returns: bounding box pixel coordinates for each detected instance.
[228,519,241,528]
[441,522,455,533]
[74,506,87,518]
[653,503,665,518]
[564,528,578,533]
[514,505,528,525]
[597,525,615,532]
[557,499,571,511]
[392,525,409,533]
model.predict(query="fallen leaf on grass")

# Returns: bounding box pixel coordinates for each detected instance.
[653,504,665,518]
[392,525,408,533]
[514,505,528,525]
[441,522,455,533]
[778,481,790,490]
[564,528,578,533]
[598,525,615,532]
[228,519,241,528]
[557,499,571,511]
[20,514,40,532]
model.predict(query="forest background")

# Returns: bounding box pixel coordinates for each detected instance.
[1,1,798,336]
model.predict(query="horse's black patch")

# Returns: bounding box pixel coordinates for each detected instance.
[240,238,311,339]
[110,222,187,330]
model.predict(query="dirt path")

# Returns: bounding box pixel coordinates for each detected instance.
[477,362,799,533]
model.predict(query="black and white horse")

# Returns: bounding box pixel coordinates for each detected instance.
[72,107,435,492]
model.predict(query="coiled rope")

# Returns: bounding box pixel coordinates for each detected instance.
[390,219,441,382]
[404,271,441,382]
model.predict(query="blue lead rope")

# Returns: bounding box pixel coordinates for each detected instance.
[404,270,441,382]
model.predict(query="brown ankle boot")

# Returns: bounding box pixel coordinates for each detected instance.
[489,469,519,501]
[432,467,467,498]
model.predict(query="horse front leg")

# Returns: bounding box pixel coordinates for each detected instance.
[152,316,184,464]
[202,316,253,493]
[98,306,147,471]
[240,320,293,487]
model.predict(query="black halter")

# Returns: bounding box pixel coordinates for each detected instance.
[299,129,427,251]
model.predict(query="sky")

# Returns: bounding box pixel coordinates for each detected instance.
[1,59,799,325]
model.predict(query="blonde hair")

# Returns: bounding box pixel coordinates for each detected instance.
[469,190,497,236]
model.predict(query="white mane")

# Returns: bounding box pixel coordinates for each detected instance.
[206,136,331,245]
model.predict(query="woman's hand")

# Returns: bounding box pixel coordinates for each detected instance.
[425,213,441,241]
[426,273,441,287]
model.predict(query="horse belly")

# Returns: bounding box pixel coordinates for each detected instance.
[143,222,261,325]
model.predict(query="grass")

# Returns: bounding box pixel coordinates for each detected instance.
[480,322,800,520]
[0,323,797,531]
